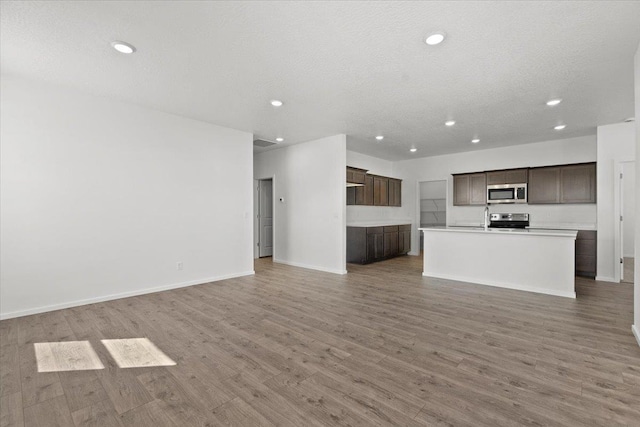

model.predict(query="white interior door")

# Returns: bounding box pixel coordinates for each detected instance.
[259,179,273,257]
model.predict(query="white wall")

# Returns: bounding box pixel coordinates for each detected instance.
[346,150,410,224]
[391,136,598,255]
[634,41,640,345]
[596,122,636,282]
[0,76,255,319]
[623,162,636,257]
[254,135,347,274]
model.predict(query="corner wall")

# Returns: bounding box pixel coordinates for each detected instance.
[596,122,636,282]
[254,135,347,274]
[634,41,640,346]
[0,76,255,319]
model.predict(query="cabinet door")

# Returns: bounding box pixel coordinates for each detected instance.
[383,231,399,257]
[506,168,528,184]
[469,173,487,205]
[346,167,366,184]
[346,227,367,264]
[388,179,401,206]
[398,229,411,254]
[366,233,384,262]
[486,171,507,185]
[487,169,528,185]
[373,176,389,206]
[528,167,561,204]
[561,163,596,203]
[453,175,470,206]
[575,230,596,277]
[346,187,355,205]
[361,175,374,205]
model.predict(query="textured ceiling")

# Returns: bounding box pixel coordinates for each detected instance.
[2,1,640,161]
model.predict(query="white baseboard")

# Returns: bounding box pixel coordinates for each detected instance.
[595,276,618,283]
[408,251,420,256]
[273,258,347,275]
[633,325,640,348]
[422,272,576,299]
[0,270,255,320]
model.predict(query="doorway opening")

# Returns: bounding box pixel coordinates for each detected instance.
[620,161,635,283]
[418,180,447,250]
[255,178,273,258]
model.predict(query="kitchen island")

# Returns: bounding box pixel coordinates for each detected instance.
[419,227,578,298]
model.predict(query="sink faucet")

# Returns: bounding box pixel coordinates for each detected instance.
[483,205,490,230]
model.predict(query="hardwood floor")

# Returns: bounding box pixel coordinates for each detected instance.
[622,257,635,284]
[1,255,639,426]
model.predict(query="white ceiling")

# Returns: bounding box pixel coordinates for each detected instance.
[2,1,640,161]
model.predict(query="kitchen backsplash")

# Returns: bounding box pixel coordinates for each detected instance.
[449,203,597,230]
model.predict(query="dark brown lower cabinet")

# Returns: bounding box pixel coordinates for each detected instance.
[347,224,411,264]
[366,227,384,263]
[398,224,411,254]
[383,226,399,257]
[575,230,596,278]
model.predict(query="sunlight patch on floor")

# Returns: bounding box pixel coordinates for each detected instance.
[34,341,105,372]
[101,338,176,368]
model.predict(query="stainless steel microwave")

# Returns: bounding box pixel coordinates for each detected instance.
[487,183,527,204]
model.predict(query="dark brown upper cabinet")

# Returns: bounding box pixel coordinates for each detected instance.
[528,163,596,204]
[453,173,486,206]
[354,174,374,205]
[346,166,401,207]
[373,175,389,206]
[486,168,528,185]
[560,163,596,203]
[346,166,367,185]
[388,178,401,207]
[528,166,561,204]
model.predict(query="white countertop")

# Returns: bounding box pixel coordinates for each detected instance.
[347,220,412,227]
[450,222,596,231]
[419,226,577,238]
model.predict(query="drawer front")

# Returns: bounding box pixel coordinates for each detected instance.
[398,224,411,231]
[383,226,399,233]
[367,227,384,235]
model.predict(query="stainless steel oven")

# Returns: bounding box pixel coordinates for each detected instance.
[487,183,527,204]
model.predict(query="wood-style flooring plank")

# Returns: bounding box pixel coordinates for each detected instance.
[117,400,174,427]
[71,399,123,427]
[0,392,24,427]
[23,395,73,427]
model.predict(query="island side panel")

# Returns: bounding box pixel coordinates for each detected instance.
[421,230,576,298]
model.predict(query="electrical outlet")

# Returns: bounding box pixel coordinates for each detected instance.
[176,262,183,271]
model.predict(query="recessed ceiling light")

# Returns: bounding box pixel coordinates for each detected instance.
[375,135,384,141]
[471,138,480,143]
[425,33,445,46]
[445,120,456,126]
[111,41,135,54]
[554,124,566,130]
[270,100,283,107]
[546,98,562,106]
[410,148,417,152]
[275,137,284,142]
